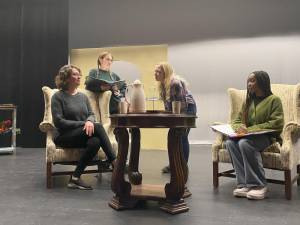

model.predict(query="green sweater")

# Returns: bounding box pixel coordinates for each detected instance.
[231,94,284,141]
[85,68,127,114]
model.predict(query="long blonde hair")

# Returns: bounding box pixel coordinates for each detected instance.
[157,62,187,101]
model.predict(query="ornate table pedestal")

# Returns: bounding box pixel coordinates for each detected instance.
[109,112,197,214]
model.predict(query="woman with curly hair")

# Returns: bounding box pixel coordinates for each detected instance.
[51,64,116,190]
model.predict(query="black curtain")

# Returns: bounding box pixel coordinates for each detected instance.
[0,0,68,147]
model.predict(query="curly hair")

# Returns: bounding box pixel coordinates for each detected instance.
[55,64,81,90]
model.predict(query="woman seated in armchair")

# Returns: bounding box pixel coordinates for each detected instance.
[51,65,116,190]
[226,71,284,200]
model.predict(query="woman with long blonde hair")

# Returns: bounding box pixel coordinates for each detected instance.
[154,62,197,173]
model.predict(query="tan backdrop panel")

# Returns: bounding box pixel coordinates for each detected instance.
[70,45,168,150]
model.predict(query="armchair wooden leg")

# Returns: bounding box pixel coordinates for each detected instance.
[284,170,292,200]
[297,165,300,186]
[47,162,53,189]
[97,164,103,179]
[213,161,219,188]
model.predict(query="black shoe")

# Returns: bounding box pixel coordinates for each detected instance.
[162,165,170,173]
[67,177,93,190]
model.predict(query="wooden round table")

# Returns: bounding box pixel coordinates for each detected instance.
[109,111,197,214]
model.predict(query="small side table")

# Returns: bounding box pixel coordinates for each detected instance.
[0,104,17,154]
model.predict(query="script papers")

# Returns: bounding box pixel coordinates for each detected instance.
[210,124,275,138]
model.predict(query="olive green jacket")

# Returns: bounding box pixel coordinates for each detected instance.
[231,94,284,141]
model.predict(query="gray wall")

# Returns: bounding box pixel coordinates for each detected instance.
[69,0,300,143]
[169,36,300,143]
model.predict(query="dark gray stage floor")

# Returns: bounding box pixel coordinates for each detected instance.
[0,145,299,225]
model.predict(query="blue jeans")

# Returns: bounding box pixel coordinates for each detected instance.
[182,103,197,162]
[226,134,271,187]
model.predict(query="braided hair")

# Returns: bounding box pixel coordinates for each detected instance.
[242,71,272,126]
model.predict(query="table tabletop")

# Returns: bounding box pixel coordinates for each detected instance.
[110,110,197,128]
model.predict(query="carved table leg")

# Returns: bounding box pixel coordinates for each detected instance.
[160,128,189,214]
[128,128,143,185]
[109,128,137,210]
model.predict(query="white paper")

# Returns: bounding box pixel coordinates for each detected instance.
[210,124,275,138]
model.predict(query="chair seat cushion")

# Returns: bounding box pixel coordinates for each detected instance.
[218,141,283,169]
[51,147,107,162]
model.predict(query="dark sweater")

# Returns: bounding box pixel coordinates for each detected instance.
[51,91,95,133]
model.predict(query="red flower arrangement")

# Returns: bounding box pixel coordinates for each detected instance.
[0,120,12,133]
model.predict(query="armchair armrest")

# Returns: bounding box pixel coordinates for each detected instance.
[39,121,55,133]
[211,121,227,147]
[45,131,57,162]
[280,121,300,169]
[283,122,300,143]
[102,122,111,132]
[211,122,227,162]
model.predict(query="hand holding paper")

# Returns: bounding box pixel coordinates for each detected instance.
[236,125,248,135]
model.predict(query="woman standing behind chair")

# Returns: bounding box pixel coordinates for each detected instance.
[85,51,127,114]
[154,62,197,173]
[51,65,116,190]
[226,71,284,200]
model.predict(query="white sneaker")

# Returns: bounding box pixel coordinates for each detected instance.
[233,187,251,197]
[246,186,268,200]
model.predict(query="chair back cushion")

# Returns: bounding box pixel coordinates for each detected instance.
[271,84,300,124]
[41,86,102,124]
[41,86,58,126]
[227,88,246,122]
[228,83,300,125]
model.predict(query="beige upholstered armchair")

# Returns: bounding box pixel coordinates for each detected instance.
[39,86,118,188]
[212,83,300,199]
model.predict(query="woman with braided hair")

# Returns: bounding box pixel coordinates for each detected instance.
[226,71,284,200]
